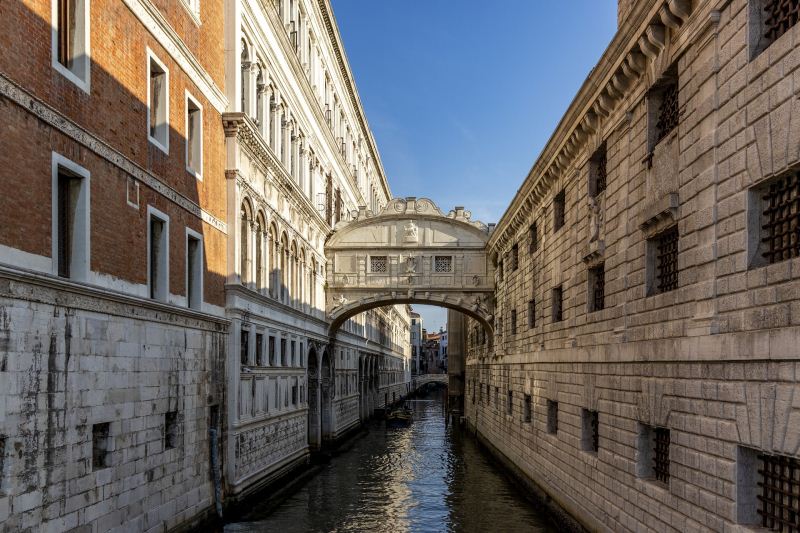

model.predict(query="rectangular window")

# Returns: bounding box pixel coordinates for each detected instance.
[497,259,504,282]
[370,256,387,273]
[510,244,519,272]
[185,92,203,179]
[751,0,800,58]
[552,285,564,322]
[240,329,249,365]
[589,264,605,312]
[648,226,679,294]
[434,256,453,273]
[528,299,536,329]
[164,411,179,450]
[757,451,800,531]
[547,400,558,434]
[510,309,517,335]
[53,155,90,280]
[269,336,276,366]
[553,190,566,232]
[755,171,800,265]
[148,208,169,301]
[581,409,599,453]
[0,435,6,490]
[147,49,169,153]
[291,340,296,367]
[523,394,532,423]
[529,222,538,253]
[186,230,202,310]
[507,390,513,416]
[53,0,90,91]
[280,338,287,366]
[255,333,264,366]
[638,424,670,484]
[292,381,298,406]
[92,423,110,470]
[590,142,607,197]
[648,66,679,153]
[494,387,498,408]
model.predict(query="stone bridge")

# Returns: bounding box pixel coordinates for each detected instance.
[324,197,495,337]
[412,374,448,389]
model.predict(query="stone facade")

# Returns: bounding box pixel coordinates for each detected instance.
[465,1,800,532]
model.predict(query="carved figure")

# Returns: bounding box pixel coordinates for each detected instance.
[472,275,481,286]
[406,255,417,274]
[403,220,419,243]
[588,196,604,242]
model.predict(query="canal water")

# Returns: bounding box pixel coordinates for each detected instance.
[225,388,556,533]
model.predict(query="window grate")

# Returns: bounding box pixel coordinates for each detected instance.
[758,453,800,533]
[762,172,800,264]
[529,223,538,253]
[590,264,605,312]
[590,411,599,452]
[370,256,387,273]
[656,227,679,293]
[434,256,452,273]
[552,286,564,322]
[655,83,679,144]
[764,0,800,43]
[593,144,607,196]
[653,427,670,484]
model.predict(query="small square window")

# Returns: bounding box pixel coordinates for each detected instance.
[553,190,566,232]
[581,409,599,453]
[552,285,564,322]
[92,423,110,470]
[751,170,800,266]
[434,256,453,273]
[370,256,387,273]
[648,227,679,295]
[547,400,558,434]
[637,423,670,484]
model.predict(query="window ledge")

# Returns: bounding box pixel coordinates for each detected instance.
[52,62,91,94]
[179,0,201,25]
[148,135,169,155]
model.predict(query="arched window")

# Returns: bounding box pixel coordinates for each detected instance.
[255,212,266,291]
[240,39,251,115]
[240,200,252,285]
[269,223,279,299]
[309,257,317,310]
[299,248,306,307]
[280,233,289,303]
[255,66,264,127]
[289,241,298,305]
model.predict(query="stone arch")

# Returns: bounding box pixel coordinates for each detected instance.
[239,198,253,285]
[255,210,266,291]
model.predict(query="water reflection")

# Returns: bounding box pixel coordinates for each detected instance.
[226,389,555,533]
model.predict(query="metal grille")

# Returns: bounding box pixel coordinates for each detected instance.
[594,145,607,195]
[434,256,452,273]
[591,265,605,312]
[552,286,563,322]
[656,227,679,293]
[764,0,800,43]
[511,244,519,271]
[370,256,387,273]
[529,223,538,253]
[653,427,670,484]
[511,310,517,335]
[554,190,566,231]
[762,173,800,264]
[589,410,599,452]
[655,83,679,144]
[758,453,800,532]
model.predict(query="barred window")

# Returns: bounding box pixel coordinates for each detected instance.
[762,0,800,52]
[760,171,800,265]
[528,299,536,329]
[655,83,679,145]
[434,256,452,273]
[507,390,513,415]
[547,400,558,434]
[590,142,607,197]
[510,244,519,272]
[757,452,800,532]
[553,190,566,232]
[552,285,564,322]
[529,222,538,253]
[510,310,517,335]
[581,409,599,453]
[589,264,605,312]
[654,227,679,293]
[652,427,671,484]
[524,394,532,423]
[370,256,387,273]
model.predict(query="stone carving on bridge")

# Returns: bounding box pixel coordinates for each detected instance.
[325,197,496,337]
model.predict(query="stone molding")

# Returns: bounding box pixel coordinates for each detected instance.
[638,192,679,237]
[0,71,227,234]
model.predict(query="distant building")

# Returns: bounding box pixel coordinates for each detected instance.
[410,311,423,374]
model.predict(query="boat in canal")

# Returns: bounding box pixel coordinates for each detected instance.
[385,404,413,427]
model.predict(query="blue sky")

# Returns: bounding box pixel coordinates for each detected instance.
[331,1,617,332]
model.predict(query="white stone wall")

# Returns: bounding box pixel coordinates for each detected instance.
[465,1,800,532]
[0,272,225,532]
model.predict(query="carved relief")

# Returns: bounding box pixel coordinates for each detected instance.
[403,220,419,243]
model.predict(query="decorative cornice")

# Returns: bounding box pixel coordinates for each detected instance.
[0,70,227,233]
[121,0,227,113]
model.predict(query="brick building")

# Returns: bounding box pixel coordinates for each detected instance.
[464,1,800,531]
